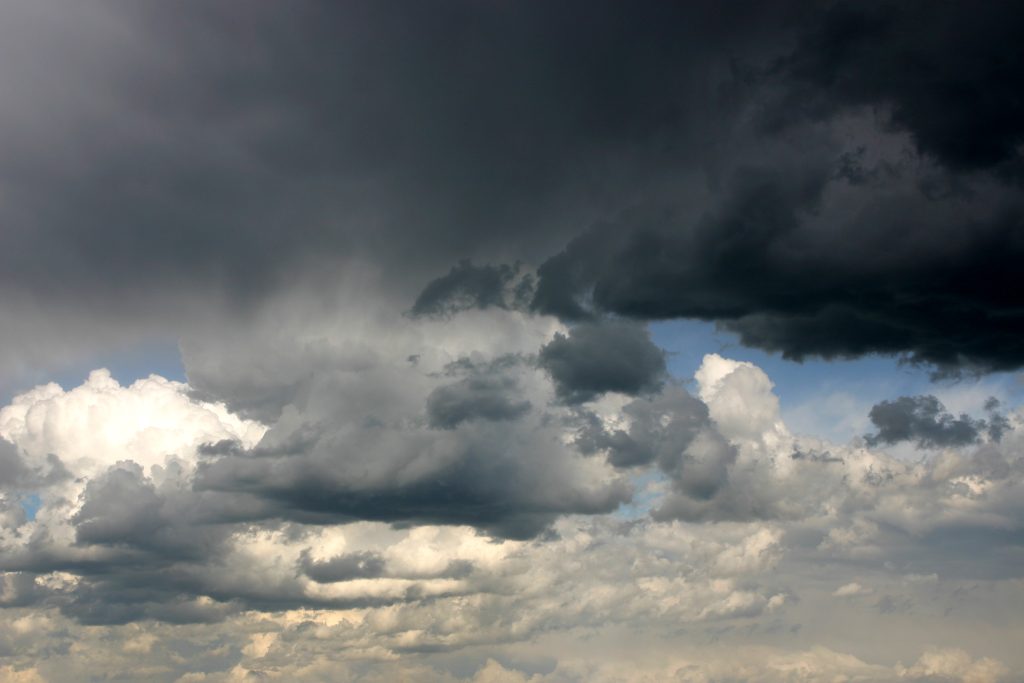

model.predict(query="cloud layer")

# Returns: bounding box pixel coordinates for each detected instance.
[1,1,1023,680]
[2,302,1024,678]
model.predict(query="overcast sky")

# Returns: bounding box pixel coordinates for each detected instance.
[2,2,1024,681]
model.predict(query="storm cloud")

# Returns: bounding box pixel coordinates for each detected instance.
[865,395,1007,449]
[772,0,1024,174]
[0,0,801,383]
[411,261,534,319]
[531,161,1024,373]
[2,1,1024,680]
[524,1,1024,375]
[538,321,667,404]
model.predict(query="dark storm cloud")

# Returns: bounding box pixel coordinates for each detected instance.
[3,0,1022,381]
[521,1,1024,375]
[0,0,822,390]
[411,261,534,318]
[531,165,828,322]
[538,321,667,404]
[864,395,1006,449]
[771,0,1024,175]
[532,159,1024,373]
[194,436,628,541]
[0,0,800,336]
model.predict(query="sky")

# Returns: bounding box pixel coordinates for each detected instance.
[1,1,1024,681]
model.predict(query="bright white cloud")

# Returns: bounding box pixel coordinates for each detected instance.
[0,369,265,477]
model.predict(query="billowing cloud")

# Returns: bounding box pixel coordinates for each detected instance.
[412,262,535,319]
[531,160,1024,374]
[0,343,1022,677]
[538,321,666,404]
[865,394,1006,449]
[426,358,533,429]
[0,1,1020,380]
[1,1,1023,679]
[521,4,1024,376]
[0,0,795,382]
[184,310,631,540]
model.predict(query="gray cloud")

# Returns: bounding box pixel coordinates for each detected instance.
[3,1,1024,677]
[300,551,387,583]
[2,347,1024,683]
[538,321,666,404]
[411,261,534,319]
[574,384,710,471]
[182,326,632,540]
[72,463,167,549]
[426,376,531,430]
[0,0,1021,383]
[0,0,801,382]
[194,430,627,540]
[0,440,28,491]
[865,395,1005,449]
[0,440,70,494]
